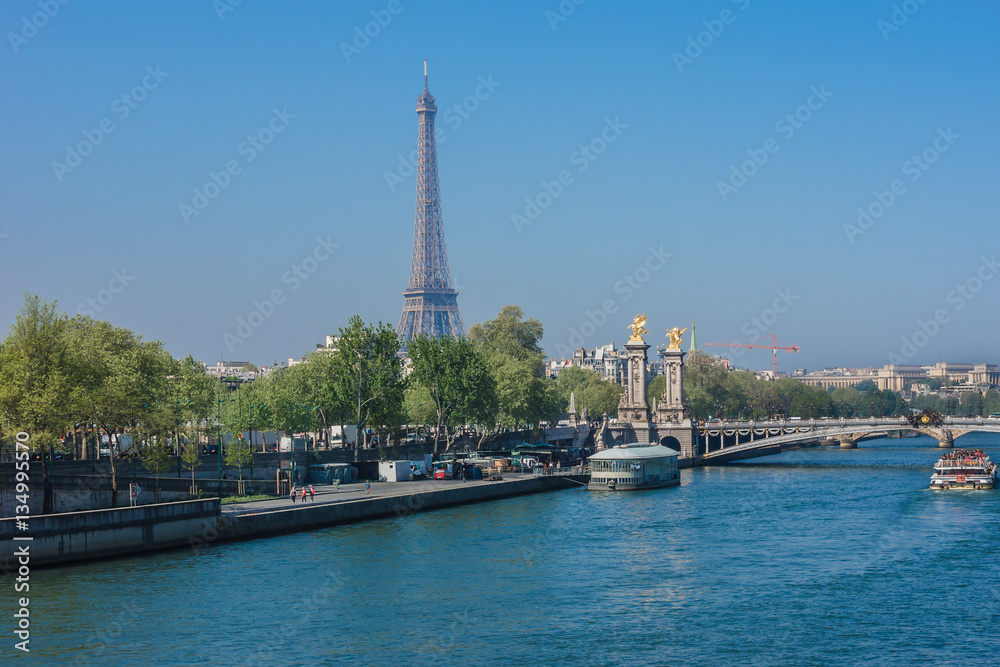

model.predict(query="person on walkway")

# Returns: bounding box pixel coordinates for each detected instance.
[290,485,297,503]
[309,485,316,502]
[364,481,371,495]
[301,486,307,502]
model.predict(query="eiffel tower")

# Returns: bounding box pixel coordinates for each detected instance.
[397,61,466,343]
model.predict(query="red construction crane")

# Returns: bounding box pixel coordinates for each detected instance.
[703,334,800,378]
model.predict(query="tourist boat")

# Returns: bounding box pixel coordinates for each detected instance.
[588,444,680,491]
[929,449,996,490]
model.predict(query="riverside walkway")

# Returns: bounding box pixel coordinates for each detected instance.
[215,472,589,543]
[223,470,590,517]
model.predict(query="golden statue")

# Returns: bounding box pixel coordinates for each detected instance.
[627,313,648,342]
[667,326,687,349]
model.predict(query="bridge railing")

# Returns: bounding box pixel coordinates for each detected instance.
[701,416,1000,430]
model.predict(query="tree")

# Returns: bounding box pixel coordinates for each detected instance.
[683,351,743,419]
[137,426,173,498]
[403,385,437,428]
[331,316,405,460]
[181,438,202,496]
[293,351,350,449]
[468,305,544,361]
[66,316,174,507]
[789,386,834,418]
[647,374,666,411]
[469,306,556,438]
[408,334,496,453]
[224,434,254,493]
[0,294,76,513]
[171,354,221,450]
[554,365,623,418]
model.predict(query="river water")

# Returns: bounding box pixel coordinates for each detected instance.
[11,434,1000,666]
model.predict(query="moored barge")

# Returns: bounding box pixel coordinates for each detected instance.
[588,444,679,491]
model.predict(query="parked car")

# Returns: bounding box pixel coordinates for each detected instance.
[433,468,447,480]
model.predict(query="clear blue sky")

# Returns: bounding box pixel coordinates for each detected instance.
[2,0,998,372]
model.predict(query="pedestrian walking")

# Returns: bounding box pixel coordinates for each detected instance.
[309,485,316,502]
[301,487,307,502]
[290,485,297,503]
[364,481,371,495]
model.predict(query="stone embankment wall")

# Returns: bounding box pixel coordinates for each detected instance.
[1,476,587,568]
[0,498,220,568]
[219,475,588,542]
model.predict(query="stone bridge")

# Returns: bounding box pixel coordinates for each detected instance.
[699,417,1000,459]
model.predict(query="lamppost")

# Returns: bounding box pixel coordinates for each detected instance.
[175,399,192,478]
[248,402,265,482]
[217,397,234,499]
[289,404,298,487]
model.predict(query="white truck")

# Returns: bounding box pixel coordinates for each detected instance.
[329,425,358,447]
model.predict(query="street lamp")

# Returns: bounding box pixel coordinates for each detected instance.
[289,404,302,487]
[248,402,265,482]
[217,396,234,499]
[175,399,193,478]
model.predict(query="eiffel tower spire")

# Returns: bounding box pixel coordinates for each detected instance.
[397,61,466,343]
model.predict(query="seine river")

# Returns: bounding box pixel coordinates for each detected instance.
[15,434,1000,666]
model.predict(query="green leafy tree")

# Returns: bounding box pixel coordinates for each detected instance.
[468,305,544,360]
[408,334,496,453]
[646,374,666,411]
[403,385,437,428]
[181,438,202,495]
[554,365,623,418]
[469,306,556,439]
[0,294,76,513]
[137,426,173,497]
[224,434,254,490]
[331,316,405,460]
[66,316,174,507]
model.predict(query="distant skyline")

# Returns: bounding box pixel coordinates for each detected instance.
[2,1,999,372]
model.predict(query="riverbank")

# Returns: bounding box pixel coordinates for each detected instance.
[0,473,587,568]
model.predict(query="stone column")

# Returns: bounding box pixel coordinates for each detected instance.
[657,348,685,424]
[617,341,651,425]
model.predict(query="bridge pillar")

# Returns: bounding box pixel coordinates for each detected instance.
[936,437,954,448]
[838,437,857,449]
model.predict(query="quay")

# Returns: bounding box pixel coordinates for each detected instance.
[0,472,587,569]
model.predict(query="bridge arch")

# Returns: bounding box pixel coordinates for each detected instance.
[698,418,1000,459]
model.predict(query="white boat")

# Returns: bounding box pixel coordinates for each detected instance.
[588,444,679,491]
[930,449,996,490]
